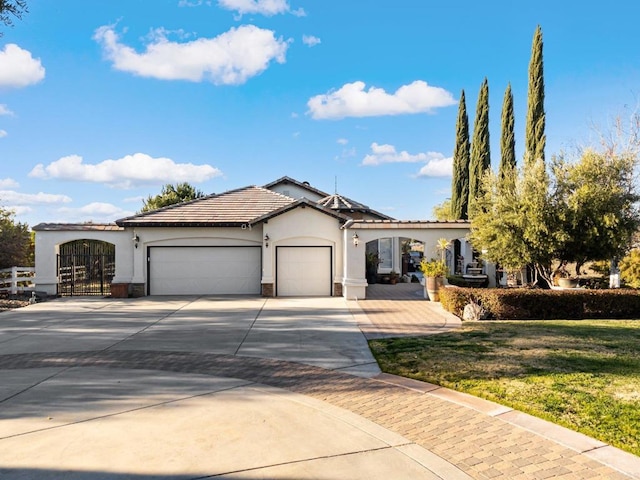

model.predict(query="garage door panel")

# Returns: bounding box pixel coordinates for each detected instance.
[277,247,331,297]
[150,247,261,295]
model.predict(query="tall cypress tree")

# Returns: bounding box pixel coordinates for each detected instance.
[499,83,516,179]
[469,78,490,212]
[450,90,470,220]
[525,25,545,164]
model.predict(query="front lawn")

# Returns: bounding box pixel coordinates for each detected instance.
[369,320,640,457]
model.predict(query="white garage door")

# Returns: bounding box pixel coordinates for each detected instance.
[277,246,332,296]
[149,246,261,295]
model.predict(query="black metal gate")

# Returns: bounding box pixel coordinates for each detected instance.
[57,240,115,296]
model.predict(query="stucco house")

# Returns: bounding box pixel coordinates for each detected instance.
[33,176,480,299]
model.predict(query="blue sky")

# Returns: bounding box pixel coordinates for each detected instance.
[1,0,639,227]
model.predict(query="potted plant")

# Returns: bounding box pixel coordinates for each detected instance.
[420,258,448,301]
[389,270,398,285]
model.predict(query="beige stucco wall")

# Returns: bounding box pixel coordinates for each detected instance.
[268,183,325,201]
[131,226,263,288]
[34,229,132,295]
[261,207,344,293]
[342,224,473,299]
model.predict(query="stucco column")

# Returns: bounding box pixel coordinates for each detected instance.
[342,229,367,300]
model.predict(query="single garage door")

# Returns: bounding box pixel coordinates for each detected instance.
[149,246,261,295]
[276,246,332,296]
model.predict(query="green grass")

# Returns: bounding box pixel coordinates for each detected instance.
[369,320,640,456]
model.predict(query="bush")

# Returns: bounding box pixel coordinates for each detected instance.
[620,249,640,288]
[440,287,640,320]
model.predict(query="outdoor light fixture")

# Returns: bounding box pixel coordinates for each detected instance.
[133,234,140,249]
[264,234,270,248]
[352,233,359,247]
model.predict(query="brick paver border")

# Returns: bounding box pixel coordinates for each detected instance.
[0,350,634,480]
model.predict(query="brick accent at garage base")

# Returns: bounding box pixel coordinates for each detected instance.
[334,282,343,297]
[262,283,274,297]
[131,283,145,298]
[110,283,129,298]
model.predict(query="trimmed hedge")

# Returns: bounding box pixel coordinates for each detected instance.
[440,287,640,320]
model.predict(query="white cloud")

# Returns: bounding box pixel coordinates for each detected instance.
[56,203,135,223]
[217,0,305,16]
[0,190,72,204]
[361,143,452,177]
[122,195,146,203]
[178,0,213,6]
[5,205,32,216]
[0,130,7,138]
[307,80,456,120]
[416,157,453,177]
[302,35,321,47]
[337,138,348,145]
[0,178,19,188]
[0,104,14,116]
[362,143,445,166]
[0,44,46,88]
[29,153,223,189]
[94,24,288,85]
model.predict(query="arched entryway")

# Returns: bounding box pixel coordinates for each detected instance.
[57,239,115,296]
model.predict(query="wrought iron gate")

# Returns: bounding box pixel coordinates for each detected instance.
[57,240,115,296]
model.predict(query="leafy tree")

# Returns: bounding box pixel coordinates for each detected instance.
[432,199,455,221]
[471,146,640,286]
[499,83,516,179]
[471,158,561,284]
[552,149,640,274]
[140,182,205,213]
[450,90,470,220]
[0,207,32,267]
[469,78,490,214]
[525,25,546,165]
[0,0,27,35]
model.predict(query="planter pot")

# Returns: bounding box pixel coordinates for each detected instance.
[425,276,444,302]
[558,277,579,289]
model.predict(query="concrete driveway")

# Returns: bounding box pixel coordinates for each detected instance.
[0,296,464,479]
[0,295,637,479]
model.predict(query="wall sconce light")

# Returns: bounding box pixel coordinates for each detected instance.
[133,234,140,249]
[264,234,270,248]
[352,233,359,247]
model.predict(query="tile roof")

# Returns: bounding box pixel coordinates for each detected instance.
[32,223,124,231]
[317,193,395,221]
[317,193,369,211]
[116,186,295,227]
[343,219,471,229]
[249,198,351,225]
[263,176,330,198]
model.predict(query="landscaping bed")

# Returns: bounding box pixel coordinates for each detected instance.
[440,287,640,320]
[0,293,32,312]
[369,320,640,456]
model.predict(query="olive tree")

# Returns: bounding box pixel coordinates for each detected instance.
[471,145,640,286]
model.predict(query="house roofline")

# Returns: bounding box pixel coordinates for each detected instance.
[263,176,331,198]
[250,198,350,225]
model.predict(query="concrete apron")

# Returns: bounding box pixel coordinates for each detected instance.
[0,296,468,479]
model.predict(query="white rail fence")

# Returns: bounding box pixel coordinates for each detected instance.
[0,266,35,295]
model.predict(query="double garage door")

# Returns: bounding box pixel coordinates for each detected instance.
[148,246,332,296]
[149,246,261,296]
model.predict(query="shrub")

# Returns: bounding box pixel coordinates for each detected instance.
[620,249,640,289]
[420,258,448,277]
[440,287,640,320]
